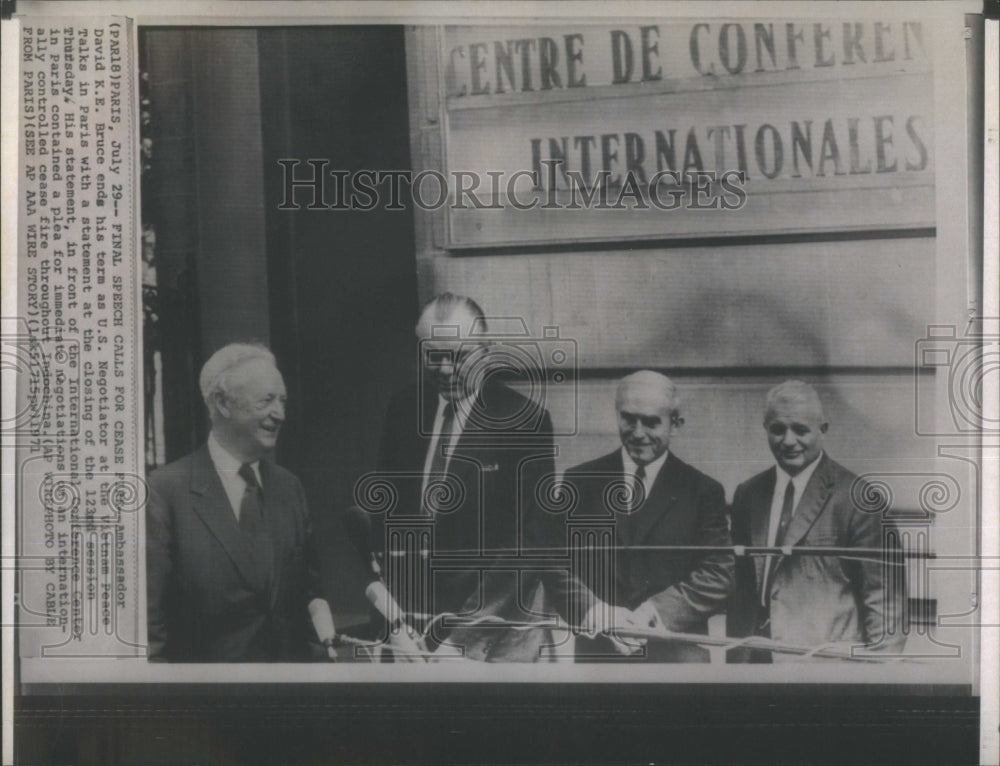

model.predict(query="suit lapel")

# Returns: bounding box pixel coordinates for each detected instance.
[750,468,776,590]
[780,454,835,549]
[188,445,265,594]
[624,453,679,546]
[434,391,483,552]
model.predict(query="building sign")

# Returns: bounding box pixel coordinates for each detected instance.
[441,21,934,248]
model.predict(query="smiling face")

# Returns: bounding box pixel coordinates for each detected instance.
[764,397,827,476]
[214,358,287,461]
[616,382,676,466]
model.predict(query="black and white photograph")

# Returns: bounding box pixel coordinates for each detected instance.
[3,1,996,763]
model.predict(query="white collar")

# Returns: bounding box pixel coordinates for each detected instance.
[775,450,824,492]
[208,432,261,482]
[439,389,479,426]
[621,446,670,485]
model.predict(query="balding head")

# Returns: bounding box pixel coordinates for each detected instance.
[415,292,487,341]
[615,370,680,415]
[764,380,826,424]
[615,371,681,466]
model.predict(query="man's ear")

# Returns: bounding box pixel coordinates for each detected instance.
[820,422,829,434]
[213,391,232,420]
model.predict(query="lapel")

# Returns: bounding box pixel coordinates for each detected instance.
[623,453,681,546]
[780,454,836,548]
[188,445,266,595]
[409,386,438,478]
[749,468,776,589]
[448,385,497,493]
[451,384,493,451]
[765,455,836,585]
[429,389,481,551]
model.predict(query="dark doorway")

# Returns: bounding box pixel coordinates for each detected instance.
[141,26,417,619]
[259,27,418,618]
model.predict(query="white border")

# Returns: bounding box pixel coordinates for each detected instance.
[12,0,983,25]
[1,16,22,766]
[15,657,971,685]
[1,0,991,704]
[979,19,999,766]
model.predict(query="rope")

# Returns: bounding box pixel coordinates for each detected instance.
[396,544,933,564]
[359,611,907,664]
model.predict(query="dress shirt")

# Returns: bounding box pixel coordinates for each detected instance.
[421,392,476,495]
[760,451,823,604]
[620,447,669,503]
[207,432,262,520]
[581,449,670,636]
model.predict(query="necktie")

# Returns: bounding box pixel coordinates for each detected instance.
[424,402,456,516]
[428,402,456,478]
[774,480,796,546]
[630,464,646,512]
[238,463,272,588]
[760,480,797,620]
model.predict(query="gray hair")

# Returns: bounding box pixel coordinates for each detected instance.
[615,370,681,420]
[764,380,826,422]
[199,342,276,416]
[415,292,487,339]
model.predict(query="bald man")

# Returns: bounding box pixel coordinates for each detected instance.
[726,381,907,662]
[561,371,734,662]
[365,293,560,661]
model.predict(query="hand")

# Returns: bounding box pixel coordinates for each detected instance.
[308,598,338,661]
[583,601,646,655]
[631,601,665,633]
[387,621,429,662]
[320,637,338,661]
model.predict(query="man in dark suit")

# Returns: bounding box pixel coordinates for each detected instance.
[365,293,560,661]
[726,380,907,662]
[146,343,336,662]
[561,371,734,662]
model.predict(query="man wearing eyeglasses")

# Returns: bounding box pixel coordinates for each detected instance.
[361,293,560,661]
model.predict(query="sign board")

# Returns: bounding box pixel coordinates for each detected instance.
[441,21,934,248]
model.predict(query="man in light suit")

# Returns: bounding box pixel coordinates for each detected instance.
[146,343,336,662]
[726,380,906,662]
[365,293,560,661]
[561,371,734,662]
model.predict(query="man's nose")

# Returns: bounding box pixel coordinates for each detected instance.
[781,429,797,445]
[269,399,286,421]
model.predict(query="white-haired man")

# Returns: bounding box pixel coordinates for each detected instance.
[146,343,336,662]
[561,371,734,662]
[726,380,906,662]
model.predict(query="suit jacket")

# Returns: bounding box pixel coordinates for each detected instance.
[371,380,560,660]
[146,445,320,662]
[563,450,734,662]
[726,454,907,662]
